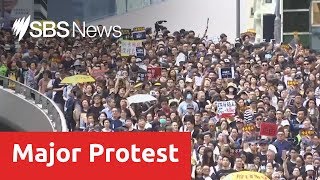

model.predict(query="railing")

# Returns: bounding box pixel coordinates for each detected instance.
[0,75,68,132]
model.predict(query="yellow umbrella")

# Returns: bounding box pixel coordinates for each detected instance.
[222,171,270,180]
[61,75,95,84]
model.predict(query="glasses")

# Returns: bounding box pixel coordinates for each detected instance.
[304,63,309,65]
[262,64,268,66]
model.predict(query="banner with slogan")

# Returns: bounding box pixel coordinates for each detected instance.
[120,28,132,36]
[218,67,235,79]
[260,122,278,137]
[136,47,145,58]
[216,100,236,118]
[0,132,190,180]
[287,80,299,86]
[132,27,147,40]
[300,129,316,137]
[121,40,143,56]
[147,67,161,80]
[243,124,256,133]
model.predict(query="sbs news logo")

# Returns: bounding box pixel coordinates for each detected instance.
[12,15,122,41]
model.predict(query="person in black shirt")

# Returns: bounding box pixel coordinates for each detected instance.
[62,51,75,71]
[87,94,104,123]
[52,71,65,111]
[18,60,29,84]
[213,156,236,180]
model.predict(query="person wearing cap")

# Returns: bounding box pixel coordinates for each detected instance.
[177,92,199,117]
[305,164,315,179]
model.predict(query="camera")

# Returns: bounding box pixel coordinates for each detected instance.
[155,20,167,32]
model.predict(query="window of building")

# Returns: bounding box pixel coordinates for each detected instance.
[312,2,320,26]
[265,0,272,3]
[283,11,309,32]
[283,0,310,10]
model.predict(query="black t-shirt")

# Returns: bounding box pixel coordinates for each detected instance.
[62,59,75,71]
[287,160,297,174]
[87,104,104,122]
[215,169,236,180]
[53,78,64,104]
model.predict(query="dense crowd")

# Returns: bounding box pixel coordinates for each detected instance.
[0,25,320,180]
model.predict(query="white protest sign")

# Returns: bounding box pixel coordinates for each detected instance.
[216,100,236,118]
[121,40,143,56]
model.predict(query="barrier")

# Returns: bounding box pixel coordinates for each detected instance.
[0,75,68,132]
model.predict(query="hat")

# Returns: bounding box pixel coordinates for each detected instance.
[74,59,81,66]
[136,58,142,63]
[281,120,290,127]
[186,77,193,83]
[238,91,248,96]
[224,59,230,63]
[187,104,194,109]
[134,82,143,88]
[259,139,269,145]
[226,82,237,89]
[305,165,314,172]
[220,33,227,39]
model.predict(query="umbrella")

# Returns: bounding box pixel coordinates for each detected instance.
[223,171,270,180]
[127,94,157,105]
[61,75,95,84]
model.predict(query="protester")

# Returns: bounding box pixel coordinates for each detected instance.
[0,23,320,179]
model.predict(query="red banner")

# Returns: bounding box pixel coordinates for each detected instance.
[260,122,278,137]
[0,132,190,179]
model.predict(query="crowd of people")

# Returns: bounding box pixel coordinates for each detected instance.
[0,24,320,180]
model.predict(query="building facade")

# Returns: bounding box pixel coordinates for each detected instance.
[248,0,320,50]
[48,0,165,24]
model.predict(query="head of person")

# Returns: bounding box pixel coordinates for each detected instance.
[103,119,111,129]
[222,156,231,169]
[93,94,102,105]
[87,113,96,125]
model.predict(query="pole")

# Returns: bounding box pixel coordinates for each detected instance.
[236,0,241,38]
[274,0,281,43]
[1,0,4,18]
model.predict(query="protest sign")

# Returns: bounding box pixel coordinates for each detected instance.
[300,130,316,137]
[218,67,235,79]
[132,27,146,40]
[137,69,148,82]
[121,40,143,56]
[287,80,299,86]
[216,100,236,118]
[136,47,145,58]
[243,124,256,133]
[260,122,277,137]
[147,67,161,80]
[120,28,132,36]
